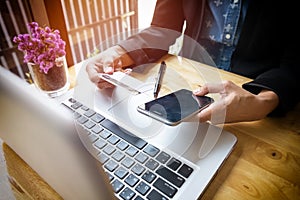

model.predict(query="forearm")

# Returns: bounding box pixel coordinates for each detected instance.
[255,89,279,118]
[117,0,184,67]
[118,27,181,66]
[243,68,300,115]
[113,45,135,68]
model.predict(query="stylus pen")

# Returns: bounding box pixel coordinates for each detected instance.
[153,61,167,98]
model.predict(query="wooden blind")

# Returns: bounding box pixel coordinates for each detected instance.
[60,0,139,64]
[0,0,33,79]
[0,0,138,79]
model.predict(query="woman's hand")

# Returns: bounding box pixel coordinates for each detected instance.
[193,80,279,124]
[86,45,134,89]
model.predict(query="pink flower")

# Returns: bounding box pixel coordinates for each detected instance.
[13,22,66,74]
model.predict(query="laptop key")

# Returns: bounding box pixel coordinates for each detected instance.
[145,159,159,170]
[77,116,88,124]
[135,181,151,195]
[156,166,185,187]
[112,151,125,162]
[108,135,120,145]
[94,139,107,149]
[120,187,136,200]
[142,171,156,183]
[99,129,111,139]
[122,157,135,169]
[88,133,98,143]
[105,160,119,172]
[68,98,76,103]
[98,153,109,164]
[131,163,145,176]
[71,102,82,109]
[91,125,103,134]
[114,166,129,179]
[83,109,95,117]
[135,152,149,164]
[147,189,168,200]
[125,173,139,187]
[84,120,96,129]
[167,158,181,171]
[143,144,160,157]
[111,179,124,193]
[117,140,129,151]
[153,178,177,198]
[103,144,116,155]
[101,119,147,149]
[106,172,114,181]
[126,146,138,157]
[73,112,81,119]
[178,164,193,178]
[91,113,105,123]
[80,105,89,111]
[134,196,143,200]
[156,152,171,164]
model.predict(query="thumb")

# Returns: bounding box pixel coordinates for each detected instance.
[194,82,228,96]
[193,85,209,96]
[198,106,212,123]
[103,64,114,74]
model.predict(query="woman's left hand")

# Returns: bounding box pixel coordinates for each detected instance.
[193,80,279,124]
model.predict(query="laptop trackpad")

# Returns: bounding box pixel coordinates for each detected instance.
[104,86,221,161]
[93,75,221,161]
[106,85,166,140]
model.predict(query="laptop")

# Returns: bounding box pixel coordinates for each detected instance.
[0,63,237,200]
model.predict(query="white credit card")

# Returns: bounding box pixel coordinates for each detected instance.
[98,72,141,95]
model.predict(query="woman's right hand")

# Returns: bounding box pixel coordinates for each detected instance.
[86,45,134,89]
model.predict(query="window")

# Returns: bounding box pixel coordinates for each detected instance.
[0,0,139,79]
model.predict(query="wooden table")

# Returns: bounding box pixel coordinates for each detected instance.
[2,55,300,199]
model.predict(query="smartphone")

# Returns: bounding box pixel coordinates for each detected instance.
[137,89,214,126]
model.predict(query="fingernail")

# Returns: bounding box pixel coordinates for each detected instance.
[193,88,201,93]
[123,68,132,74]
[104,66,113,73]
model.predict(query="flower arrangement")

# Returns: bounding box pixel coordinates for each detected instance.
[13,22,66,74]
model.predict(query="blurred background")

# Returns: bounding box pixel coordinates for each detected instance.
[0,0,156,81]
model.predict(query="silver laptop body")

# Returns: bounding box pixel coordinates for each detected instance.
[0,66,237,200]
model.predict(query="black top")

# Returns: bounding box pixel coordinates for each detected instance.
[119,0,300,115]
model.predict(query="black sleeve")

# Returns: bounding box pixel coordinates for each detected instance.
[242,66,300,116]
[242,3,300,115]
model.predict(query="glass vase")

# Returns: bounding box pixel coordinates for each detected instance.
[27,56,70,98]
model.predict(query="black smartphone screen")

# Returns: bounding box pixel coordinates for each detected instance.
[137,89,213,126]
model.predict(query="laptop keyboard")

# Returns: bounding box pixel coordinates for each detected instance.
[62,97,195,200]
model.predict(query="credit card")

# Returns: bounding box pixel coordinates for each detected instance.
[98,73,141,95]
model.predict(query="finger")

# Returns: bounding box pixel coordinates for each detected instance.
[122,68,132,75]
[197,101,227,124]
[198,105,212,122]
[113,58,123,71]
[86,64,102,83]
[193,86,208,96]
[103,64,114,74]
[97,81,115,89]
[194,82,228,96]
[104,53,124,73]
